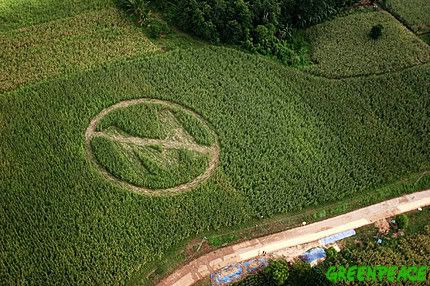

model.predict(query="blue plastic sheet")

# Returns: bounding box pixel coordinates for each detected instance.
[319,229,356,245]
[301,247,326,263]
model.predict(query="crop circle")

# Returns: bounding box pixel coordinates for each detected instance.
[85,98,219,195]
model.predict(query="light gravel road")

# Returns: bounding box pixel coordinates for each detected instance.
[157,189,430,286]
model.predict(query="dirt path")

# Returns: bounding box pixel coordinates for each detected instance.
[157,189,430,286]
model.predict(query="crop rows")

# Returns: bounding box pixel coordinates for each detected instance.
[305,9,430,78]
[1,44,429,285]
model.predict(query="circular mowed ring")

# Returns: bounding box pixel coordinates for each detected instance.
[85,98,220,195]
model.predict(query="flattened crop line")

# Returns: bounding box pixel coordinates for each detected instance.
[93,132,214,154]
[84,98,220,196]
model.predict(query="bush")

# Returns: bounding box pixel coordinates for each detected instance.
[117,0,151,26]
[146,18,171,39]
[395,214,409,229]
[264,260,289,286]
[325,247,338,259]
[369,24,384,39]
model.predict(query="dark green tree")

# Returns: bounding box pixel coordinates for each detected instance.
[369,24,384,40]
[264,259,289,286]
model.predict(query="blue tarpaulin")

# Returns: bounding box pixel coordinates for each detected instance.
[211,257,268,285]
[319,229,356,245]
[211,265,243,285]
[301,247,326,263]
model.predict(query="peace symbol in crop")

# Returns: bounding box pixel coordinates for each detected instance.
[85,98,219,195]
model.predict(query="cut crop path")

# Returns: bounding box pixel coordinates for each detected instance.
[305,9,430,78]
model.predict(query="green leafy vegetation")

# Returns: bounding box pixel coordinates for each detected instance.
[207,234,237,247]
[305,9,430,78]
[117,0,151,26]
[145,17,171,39]
[92,101,215,190]
[380,0,430,34]
[96,103,167,140]
[264,260,289,286]
[395,214,409,229]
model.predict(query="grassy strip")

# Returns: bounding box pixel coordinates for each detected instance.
[305,9,430,78]
[380,0,430,34]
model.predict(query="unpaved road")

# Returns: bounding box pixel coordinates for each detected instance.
[157,189,430,286]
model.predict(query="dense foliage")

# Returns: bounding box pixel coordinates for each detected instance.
[395,214,409,229]
[264,260,289,285]
[117,0,151,26]
[1,46,430,284]
[134,0,359,65]
[369,24,384,40]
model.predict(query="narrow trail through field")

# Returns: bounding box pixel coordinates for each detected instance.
[157,189,430,286]
[305,61,430,80]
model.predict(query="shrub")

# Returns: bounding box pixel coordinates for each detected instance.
[395,214,409,229]
[325,247,338,259]
[264,260,289,286]
[146,18,171,39]
[117,0,151,26]
[369,24,384,39]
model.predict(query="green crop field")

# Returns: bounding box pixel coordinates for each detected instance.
[1,1,430,285]
[0,0,113,31]
[0,8,160,92]
[305,9,430,78]
[381,0,430,34]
